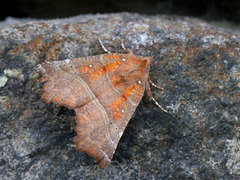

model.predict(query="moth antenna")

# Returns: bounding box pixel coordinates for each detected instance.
[98,39,111,54]
[121,39,130,53]
[150,80,163,90]
[150,97,168,113]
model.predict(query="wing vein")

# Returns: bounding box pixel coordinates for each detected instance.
[56,65,116,147]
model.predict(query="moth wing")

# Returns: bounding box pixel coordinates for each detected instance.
[36,54,121,109]
[73,77,146,167]
[36,53,149,167]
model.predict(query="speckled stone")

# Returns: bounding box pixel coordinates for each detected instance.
[0,13,239,179]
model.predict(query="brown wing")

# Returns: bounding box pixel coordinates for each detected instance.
[36,53,150,167]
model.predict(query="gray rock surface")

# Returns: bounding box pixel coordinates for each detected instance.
[0,13,239,179]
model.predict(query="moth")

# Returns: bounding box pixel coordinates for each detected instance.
[36,40,166,168]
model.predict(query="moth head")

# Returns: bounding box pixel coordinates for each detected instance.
[144,56,154,67]
[134,54,154,70]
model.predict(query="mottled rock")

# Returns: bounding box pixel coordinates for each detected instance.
[0,13,239,179]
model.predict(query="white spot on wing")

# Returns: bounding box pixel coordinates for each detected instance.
[64,59,70,63]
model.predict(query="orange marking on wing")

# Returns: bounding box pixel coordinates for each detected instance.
[90,60,122,80]
[80,66,92,73]
[137,86,143,100]
[111,75,121,84]
[106,54,120,59]
[111,96,126,112]
[105,60,121,72]
[113,111,122,120]
[89,67,106,80]
[110,84,139,120]
[122,84,138,98]
[131,56,143,65]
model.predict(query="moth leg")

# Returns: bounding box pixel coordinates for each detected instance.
[98,39,111,54]
[146,78,168,113]
[151,96,168,113]
[150,80,163,90]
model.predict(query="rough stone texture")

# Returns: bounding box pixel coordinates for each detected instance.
[0,13,239,179]
[2,0,240,23]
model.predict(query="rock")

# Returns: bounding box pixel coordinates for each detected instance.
[0,13,239,179]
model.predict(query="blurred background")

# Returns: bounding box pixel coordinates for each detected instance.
[1,0,239,24]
